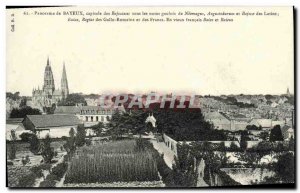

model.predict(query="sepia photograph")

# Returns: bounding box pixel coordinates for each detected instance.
[5,6,295,188]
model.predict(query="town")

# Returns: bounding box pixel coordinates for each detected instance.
[6,58,295,188]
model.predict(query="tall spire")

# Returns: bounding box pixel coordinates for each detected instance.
[61,62,69,99]
[47,56,50,66]
[43,57,55,94]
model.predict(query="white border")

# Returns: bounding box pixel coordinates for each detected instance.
[1,0,298,192]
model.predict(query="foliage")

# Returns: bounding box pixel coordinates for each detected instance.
[37,163,52,171]
[91,122,105,136]
[216,170,241,186]
[57,93,87,106]
[227,141,240,152]
[8,130,17,160]
[21,155,30,166]
[51,162,68,179]
[6,92,21,101]
[259,131,269,141]
[64,140,159,184]
[288,137,295,151]
[45,174,60,181]
[108,106,226,141]
[75,124,86,147]
[10,106,41,118]
[43,103,56,114]
[246,125,260,130]
[20,132,35,142]
[270,125,284,141]
[63,128,76,154]
[30,166,44,178]
[171,143,197,187]
[17,173,37,187]
[39,179,57,187]
[274,152,294,183]
[28,133,40,155]
[240,130,249,151]
[19,97,27,108]
[41,134,54,163]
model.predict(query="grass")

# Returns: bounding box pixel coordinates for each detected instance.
[64,140,160,184]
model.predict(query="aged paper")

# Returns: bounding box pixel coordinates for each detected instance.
[6,6,294,188]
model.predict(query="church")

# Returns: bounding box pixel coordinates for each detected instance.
[32,57,69,108]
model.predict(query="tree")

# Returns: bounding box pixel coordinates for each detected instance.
[91,122,105,136]
[246,125,259,130]
[288,136,295,151]
[10,106,41,118]
[19,97,27,108]
[269,125,284,141]
[57,93,87,106]
[75,124,86,147]
[63,128,76,154]
[20,132,37,142]
[274,152,294,183]
[171,143,197,187]
[28,133,40,155]
[6,92,20,101]
[259,131,269,141]
[41,134,55,163]
[228,141,240,152]
[240,130,249,151]
[8,130,17,160]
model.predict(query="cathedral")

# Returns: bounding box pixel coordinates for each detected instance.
[32,57,69,108]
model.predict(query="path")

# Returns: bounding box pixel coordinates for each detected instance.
[150,139,175,169]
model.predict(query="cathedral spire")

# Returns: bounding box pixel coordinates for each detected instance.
[43,57,55,94]
[47,56,50,66]
[61,62,69,99]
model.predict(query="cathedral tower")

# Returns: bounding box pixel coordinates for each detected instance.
[43,57,55,95]
[61,62,69,99]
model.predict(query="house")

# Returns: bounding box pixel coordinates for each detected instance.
[249,119,272,130]
[55,105,124,127]
[6,118,32,141]
[204,111,231,130]
[23,114,81,139]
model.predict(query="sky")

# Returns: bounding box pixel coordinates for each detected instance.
[6,7,294,96]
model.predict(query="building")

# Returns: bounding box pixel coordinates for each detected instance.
[32,57,69,108]
[204,111,231,130]
[54,105,125,127]
[23,114,81,139]
[6,118,31,141]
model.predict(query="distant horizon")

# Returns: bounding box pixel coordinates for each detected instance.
[6,90,294,98]
[6,7,294,98]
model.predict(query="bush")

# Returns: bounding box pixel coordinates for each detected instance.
[51,162,68,179]
[20,132,36,142]
[39,163,52,171]
[216,170,241,186]
[7,161,13,166]
[30,166,44,178]
[21,155,30,166]
[41,134,54,163]
[8,145,17,160]
[85,138,92,146]
[39,179,56,187]
[17,173,37,187]
[46,174,60,181]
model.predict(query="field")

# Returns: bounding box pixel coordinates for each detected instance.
[64,140,160,184]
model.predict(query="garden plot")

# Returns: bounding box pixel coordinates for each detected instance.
[64,140,163,186]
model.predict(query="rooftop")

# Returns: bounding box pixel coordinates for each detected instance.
[26,114,81,128]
